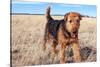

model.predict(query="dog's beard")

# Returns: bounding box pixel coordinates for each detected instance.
[70,31,77,38]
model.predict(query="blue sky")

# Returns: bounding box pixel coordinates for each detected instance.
[11,1,96,17]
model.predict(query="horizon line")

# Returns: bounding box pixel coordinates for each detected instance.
[11,13,96,17]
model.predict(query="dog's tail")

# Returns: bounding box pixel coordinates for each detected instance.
[45,6,53,20]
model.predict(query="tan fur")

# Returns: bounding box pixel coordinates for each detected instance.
[44,6,82,63]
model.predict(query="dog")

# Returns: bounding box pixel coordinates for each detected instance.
[43,6,82,63]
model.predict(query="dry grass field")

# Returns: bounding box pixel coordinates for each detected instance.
[11,15,96,66]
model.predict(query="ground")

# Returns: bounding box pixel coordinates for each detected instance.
[11,15,96,66]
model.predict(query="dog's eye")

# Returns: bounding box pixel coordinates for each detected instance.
[69,20,72,23]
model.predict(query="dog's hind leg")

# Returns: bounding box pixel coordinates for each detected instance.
[43,24,51,51]
[43,36,47,51]
[50,40,58,63]
[51,40,58,55]
[43,25,48,51]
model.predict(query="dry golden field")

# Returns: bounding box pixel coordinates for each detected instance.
[11,15,96,66]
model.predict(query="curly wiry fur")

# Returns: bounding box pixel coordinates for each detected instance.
[43,6,82,63]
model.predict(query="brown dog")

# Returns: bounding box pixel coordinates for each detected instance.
[43,6,82,63]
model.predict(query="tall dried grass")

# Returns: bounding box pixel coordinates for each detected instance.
[11,15,96,66]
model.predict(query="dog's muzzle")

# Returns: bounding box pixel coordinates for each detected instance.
[70,31,77,38]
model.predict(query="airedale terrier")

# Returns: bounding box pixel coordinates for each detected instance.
[43,6,82,63]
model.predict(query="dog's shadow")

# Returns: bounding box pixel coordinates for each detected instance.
[66,47,95,63]
[80,47,92,61]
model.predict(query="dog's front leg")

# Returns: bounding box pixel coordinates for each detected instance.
[71,40,81,62]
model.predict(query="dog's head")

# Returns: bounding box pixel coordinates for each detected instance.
[64,12,82,37]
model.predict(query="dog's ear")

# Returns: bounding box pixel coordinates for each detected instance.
[79,14,82,20]
[64,13,69,21]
